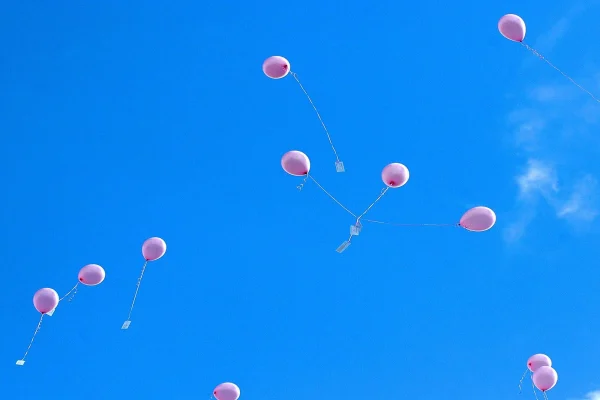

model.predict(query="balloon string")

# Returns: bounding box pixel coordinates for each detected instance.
[59,282,79,302]
[355,187,389,223]
[363,219,458,227]
[126,260,148,321]
[531,375,540,400]
[20,314,44,362]
[521,42,600,103]
[297,174,309,191]
[542,392,549,400]
[289,71,342,163]
[307,174,357,218]
[518,369,529,394]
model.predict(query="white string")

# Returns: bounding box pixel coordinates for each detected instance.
[531,375,540,400]
[363,219,459,227]
[59,282,79,302]
[518,369,529,393]
[126,260,148,322]
[296,174,309,191]
[307,175,357,218]
[542,391,549,400]
[290,71,341,162]
[522,42,600,103]
[355,187,389,223]
[19,314,44,362]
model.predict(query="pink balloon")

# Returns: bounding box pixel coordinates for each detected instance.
[142,237,167,261]
[213,382,240,400]
[527,354,552,372]
[498,14,526,42]
[33,288,59,314]
[263,56,291,79]
[281,150,310,176]
[381,163,409,188]
[533,366,558,392]
[78,264,106,286]
[459,206,496,232]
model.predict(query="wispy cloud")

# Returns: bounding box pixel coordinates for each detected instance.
[585,391,600,400]
[569,390,600,400]
[556,175,599,222]
[516,159,558,199]
[572,390,600,400]
[531,3,586,53]
[504,5,600,243]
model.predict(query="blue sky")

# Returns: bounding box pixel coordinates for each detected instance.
[1,0,600,399]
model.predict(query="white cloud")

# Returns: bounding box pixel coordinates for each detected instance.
[531,2,587,53]
[556,174,598,222]
[516,159,558,199]
[506,151,598,242]
[585,391,600,400]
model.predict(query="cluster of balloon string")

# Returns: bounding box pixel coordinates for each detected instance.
[518,354,559,400]
[280,149,497,252]
[263,56,497,251]
[265,10,600,249]
[498,13,600,103]
[16,237,167,366]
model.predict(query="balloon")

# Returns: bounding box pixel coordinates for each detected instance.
[33,288,59,314]
[459,206,496,232]
[381,163,409,188]
[498,14,526,42]
[213,382,240,400]
[142,237,167,261]
[263,56,291,79]
[78,264,106,286]
[527,354,552,372]
[281,150,310,176]
[533,366,558,392]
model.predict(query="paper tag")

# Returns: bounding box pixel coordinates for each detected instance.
[16,360,25,366]
[350,225,362,236]
[121,320,131,330]
[336,241,351,253]
[335,161,345,173]
[46,308,55,317]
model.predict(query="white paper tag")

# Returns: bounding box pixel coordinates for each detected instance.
[16,360,25,366]
[46,308,55,317]
[121,320,131,330]
[350,225,362,236]
[335,161,345,173]
[336,241,351,253]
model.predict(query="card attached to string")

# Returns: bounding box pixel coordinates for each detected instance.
[121,320,131,330]
[15,360,25,366]
[336,241,351,253]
